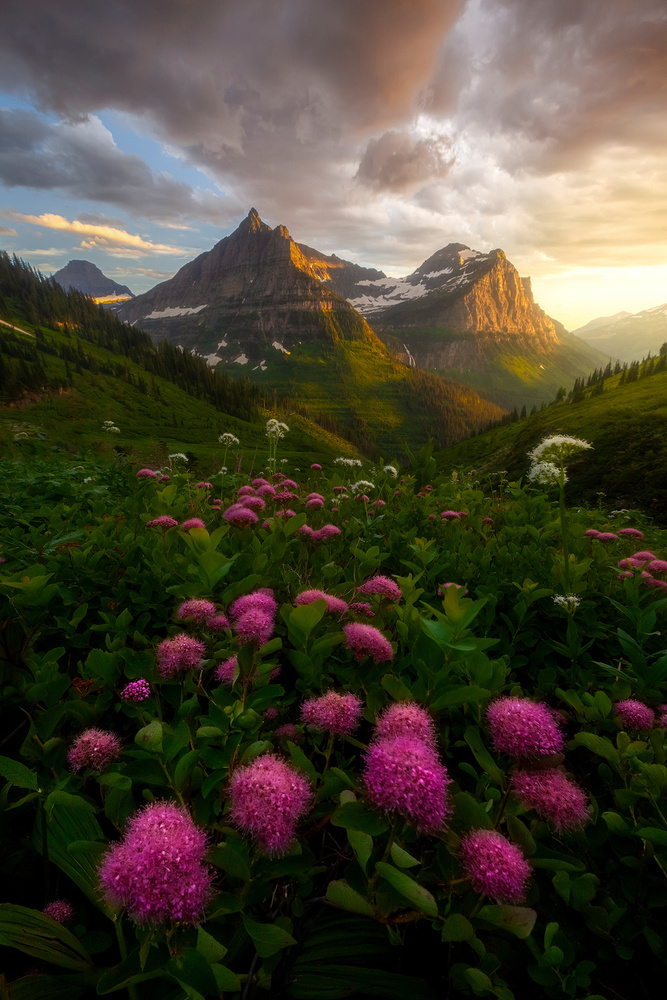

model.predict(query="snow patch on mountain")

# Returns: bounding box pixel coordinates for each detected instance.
[144,305,207,319]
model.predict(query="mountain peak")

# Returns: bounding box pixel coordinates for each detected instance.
[52,259,134,300]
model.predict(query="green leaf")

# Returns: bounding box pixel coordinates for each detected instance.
[242,917,297,957]
[430,686,490,711]
[374,862,438,917]
[348,828,374,874]
[463,727,504,784]
[380,674,413,702]
[166,947,218,998]
[0,754,40,790]
[390,842,420,868]
[196,927,227,964]
[331,801,389,836]
[208,843,251,881]
[0,903,93,971]
[211,963,241,992]
[571,731,621,771]
[289,600,327,638]
[452,791,494,831]
[477,904,537,939]
[441,914,475,942]
[134,720,163,753]
[325,879,375,917]
[464,967,493,993]
[636,826,667,847]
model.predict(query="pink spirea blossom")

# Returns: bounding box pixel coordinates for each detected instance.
[228,754,312,856]
[614,699,655,730]
[363,735,451,833]
[252,478,270,488]
[583,529,601,537]
[215,656,238,686]
[512,769,590,833]
[657,705,667,729]
[486,697,565,759]
[301,691,363,736]
[275,723,299,742]
[438,582,468,596]
[617,528,644,539]
[459,830,531,903]
[222,504,258,528]
[280,479,299,490]
[313,525,341,542]
[276,490,299,504]
[136,468,158,478]
[43,900,74,924]
[68,728,122,771]
[229,590,277,620]
[343,623,393,663]
[648,559,667,574]
[195,481,213,489]
[618,557,647,569]
[146,515,178,529]
[305,498,325,509]
[156,634,206,679]
[295,589,349,615]
[441,510,461,520]
[645,578,667,590]
[120,679,151,703]
[99,802,213,925]
[298,525,315,539]
[176,599,217,623]
[357,576,402,601]
[310,463,322,470]
[306,492,325,502]
[631,550,656,563]
[206,613,230,631]
[349,602,374,617]
[264,706,279,720]
[237,485,256,497]
[239,495,266,511]
[596,532,618,542]
[374,702,436,747]
[255,484,277,498]
[180,518,206,531]
[234,608,274,647]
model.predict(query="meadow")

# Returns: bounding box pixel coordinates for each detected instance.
[1,427,666,999]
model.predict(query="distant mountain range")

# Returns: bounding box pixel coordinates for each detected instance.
[113,209,606,411]
[573,304,667,362]
[52,259,134,302]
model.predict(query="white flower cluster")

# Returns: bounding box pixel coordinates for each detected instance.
[528,435,592,465]
[351,480,375,493]
[333,457,362,468]
[527,461,565,487]
[168,452,189,463]
[266,419,289,440]
[553,595,581,610]
[102,420,120,434]
[218,433,240,447]
[383,465,398,477]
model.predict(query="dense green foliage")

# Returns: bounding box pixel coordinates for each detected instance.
[1,444,666,999]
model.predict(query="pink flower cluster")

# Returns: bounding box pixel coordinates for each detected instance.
[342,622,393,663]
[99,802,214,925]
[614,699,655,730]
[120,679,151,703]
[228,754,312,856]
[180,518,206,530]
[301,690,363,736]
[215,655,238,686]
[459,829,531,903]
[68,728,122,772]
[486,697,565,759]
[511,769,589,833]
[229,589,278,647]
[295,589,348,615]
[43,900,74,924]
[156,634,206,679]
[298,524,342,543]
[618,550,667,590]
[146,515,178,530]
[363,703,450,834]
[136,468,158,478]
[222,504,258,528]
[356,576,402,602]
[176,599,217,623]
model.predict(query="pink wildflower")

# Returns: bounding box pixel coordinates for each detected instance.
[68,728,122,771]
[234,608,274,647]
[239,495,266,511]
[146,515,178,529]
[343,623,393,663]
[374,703,436,747]
[215,656,238,686]
[99,802,213,925]
[648,559,667,574]
[459,830,531,903]
[195,481,213,489]
[441,510,461,520]
[313,525,341,542]
[311,463,322,470]
[298,525,315,539]
[618,557,647,569]
[512,769,590,833]
[295,589,349,615]
[176,599,216,623]
[136,468,158,478]
[256,484,277,499]
[156,634,206,679]
[349,602,374,617]
[205,613,230,631]
[43,900,74,924]
[180,518,206,530]
[158,475,170,483]
[363,735,451,834]
[252,478,270,488]
[583,529,601,538]
[276,490,299,504]
[614,699,655,730]
[120,679,151,703]
[486,697,565,759]
[301,691,363,736]
[438,582,468,596]
[305,498,325,510]
[357,576,402,602]
[657,705,667,729]
[596,532,618,542]
[264,707,279,720]
[237,485,256,497]
[229,590,277,620]
[223,504,258,528]
[306,492,325,502]
[275,723,299,742]
[617,528,644,539]
[332,486,347,493]
[228,754,312,856]
[631,550,656,563]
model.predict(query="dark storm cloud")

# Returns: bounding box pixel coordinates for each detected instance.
[0,108,234,225]
[356,131,455,193]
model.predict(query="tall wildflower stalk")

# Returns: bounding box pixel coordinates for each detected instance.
[527,435,592,594]
[265,419,289,472]
[218,432,240,489]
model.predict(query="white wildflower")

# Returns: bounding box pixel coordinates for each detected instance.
[333,457,362,468]
[527,461,564,487]
[528,435,592,464]
[351,480,375,493]
[218,433,240,447]
[553,595,581,610]
[383,465,398,477]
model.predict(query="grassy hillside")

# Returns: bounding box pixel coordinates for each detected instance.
[436,359,667,522]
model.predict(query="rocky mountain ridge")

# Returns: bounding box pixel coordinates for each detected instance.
[573,303,667,362]
[52,259,134,301]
